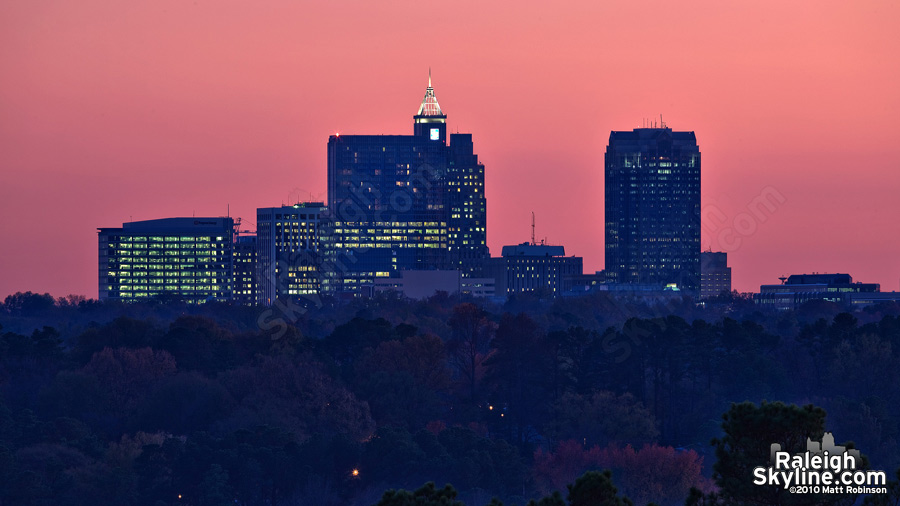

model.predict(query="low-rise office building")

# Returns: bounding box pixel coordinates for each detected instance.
[98,217,234,303]
[756,273,879,311]
[700,251,732,299]
[373,269,495,299]
[483,242,583,296]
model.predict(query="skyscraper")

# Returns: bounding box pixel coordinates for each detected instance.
[325,72,487,294]
[604,126,701,292]
[233,234,258,305]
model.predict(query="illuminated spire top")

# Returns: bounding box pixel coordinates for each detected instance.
[416,69,445,117]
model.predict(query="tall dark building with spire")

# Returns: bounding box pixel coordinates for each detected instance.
[325,72,487,294]
[604,126,701,292]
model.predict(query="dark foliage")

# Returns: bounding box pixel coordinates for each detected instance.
[0,292,898,504]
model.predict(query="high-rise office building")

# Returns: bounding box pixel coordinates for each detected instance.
[256,203,325,305]
[700,251,731,299]
[98,218,234,303]
[233,234,258,305]
[326,73,487,294]
[604,126,701,292]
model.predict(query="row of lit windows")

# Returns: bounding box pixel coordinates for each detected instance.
[113,259,225,266]
[112,271,224,278]
[334,242,445,249]
[115,284,223,290]
[335,235,445,242]
[334,229,445,236]
[112,249,222,256]
[109,275,227,285]
[334,221,444,227]
[110,248,225,256]
[112,242,226,248]
[109,236,224,242]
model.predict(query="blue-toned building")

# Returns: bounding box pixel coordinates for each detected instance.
[256,203,326,305]
[605,126,701,292]
[483,242,583,296]
[233,234,257,305]
[325,73,488,294]
[98,217,235,303]
[756,273,880,311]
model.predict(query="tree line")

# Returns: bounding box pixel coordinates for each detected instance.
[2,290,900,505]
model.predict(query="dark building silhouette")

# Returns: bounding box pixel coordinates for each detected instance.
[484,242,583,296]
[256,203,325,305]
[700,251,731,299]
[605,126,701,292]
[326,72,487,294]
[561,271,606,296]
[756,273,880,310]
[98,217,234,303]
[373,269,496,299]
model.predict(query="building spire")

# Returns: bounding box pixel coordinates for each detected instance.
[416,69,444,117]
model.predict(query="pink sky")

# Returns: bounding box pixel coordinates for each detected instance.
[1,0,899,298]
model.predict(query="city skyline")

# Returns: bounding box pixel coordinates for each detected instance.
[2,1,899,298]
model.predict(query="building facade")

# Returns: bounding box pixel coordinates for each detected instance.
[325,73,488,294]
[256,203,325,306]
[98,218,234,303]
[700,251,731,299]
[233,234,257,305]
[756,273,879,311]
[605,127,701,292]
[484,242,583,296]
[373,269,496,299]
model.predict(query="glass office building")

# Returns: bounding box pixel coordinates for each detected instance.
[325,73,488,294]
[605,127,701,292]
[233,234,258,305]
[98,218,234,303]
[256,203,325,305]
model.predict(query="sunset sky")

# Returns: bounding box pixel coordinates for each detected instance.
[1,0,898,298]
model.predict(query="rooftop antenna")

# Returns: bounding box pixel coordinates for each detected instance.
[779,275,788,285]
[660,114,665,128]
[531,211,536,245]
